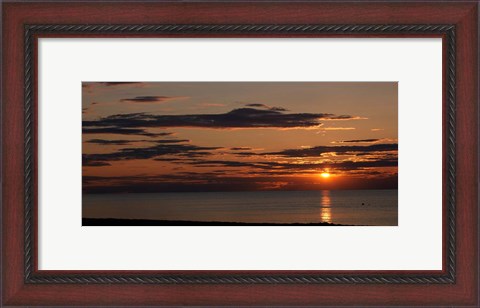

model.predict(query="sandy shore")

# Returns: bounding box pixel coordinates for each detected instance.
[82,218,343,226]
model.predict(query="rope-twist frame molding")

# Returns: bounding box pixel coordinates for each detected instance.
[24,24,456,284]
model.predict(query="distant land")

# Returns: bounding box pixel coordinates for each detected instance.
[82,218,347,226]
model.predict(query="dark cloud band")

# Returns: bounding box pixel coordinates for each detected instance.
[120,96,180,103]
[82,127,172,138]
[83,108,358,130]
[266,143,398,157]
[83,143,222,166]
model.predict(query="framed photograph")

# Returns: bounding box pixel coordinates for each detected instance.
[2,1,478,307]
[82,81,398,227]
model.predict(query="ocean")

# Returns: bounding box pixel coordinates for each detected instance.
[82,189,398,226]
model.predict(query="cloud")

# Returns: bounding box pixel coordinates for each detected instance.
[83,82,146,90]
[83,143,222,166]
[180,157,397,171]
[269,107,289,112]
[230,147,252,151]
[82,127,173,138]
[331,139,381,144]
[321,115,367,121]
[371,128,384,131]
[83,165,398,193]
[82,161,111,167]
[83,108,360,130]
[265,143,398,157]
[83,174,289,193]
[245,103,268,108]
[230,151,260,156]
[86,138,189,145]
[120,96,186,103]
[331,138,397,144]
[245,103,288,112]
[100,82,144,86]
[83,142,398,190]
[86,139,134,145]
[154,139,190,144]
[151,157,185,162]
[185,160,257,168]
[199,103,226,107]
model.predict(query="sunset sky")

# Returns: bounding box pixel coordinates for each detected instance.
[82,82,398,193]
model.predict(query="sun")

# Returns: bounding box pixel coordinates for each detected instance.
[320,172,331,179]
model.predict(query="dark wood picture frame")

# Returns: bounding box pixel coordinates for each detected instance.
[2,1,478,306]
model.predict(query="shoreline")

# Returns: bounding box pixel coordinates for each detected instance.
[82,218,345,226]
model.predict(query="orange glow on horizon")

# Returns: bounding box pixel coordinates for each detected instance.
[320,172,331,179]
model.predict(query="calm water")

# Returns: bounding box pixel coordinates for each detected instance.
[83,190,397,226]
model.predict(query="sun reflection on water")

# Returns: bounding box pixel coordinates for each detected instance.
[320,190,332,223]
